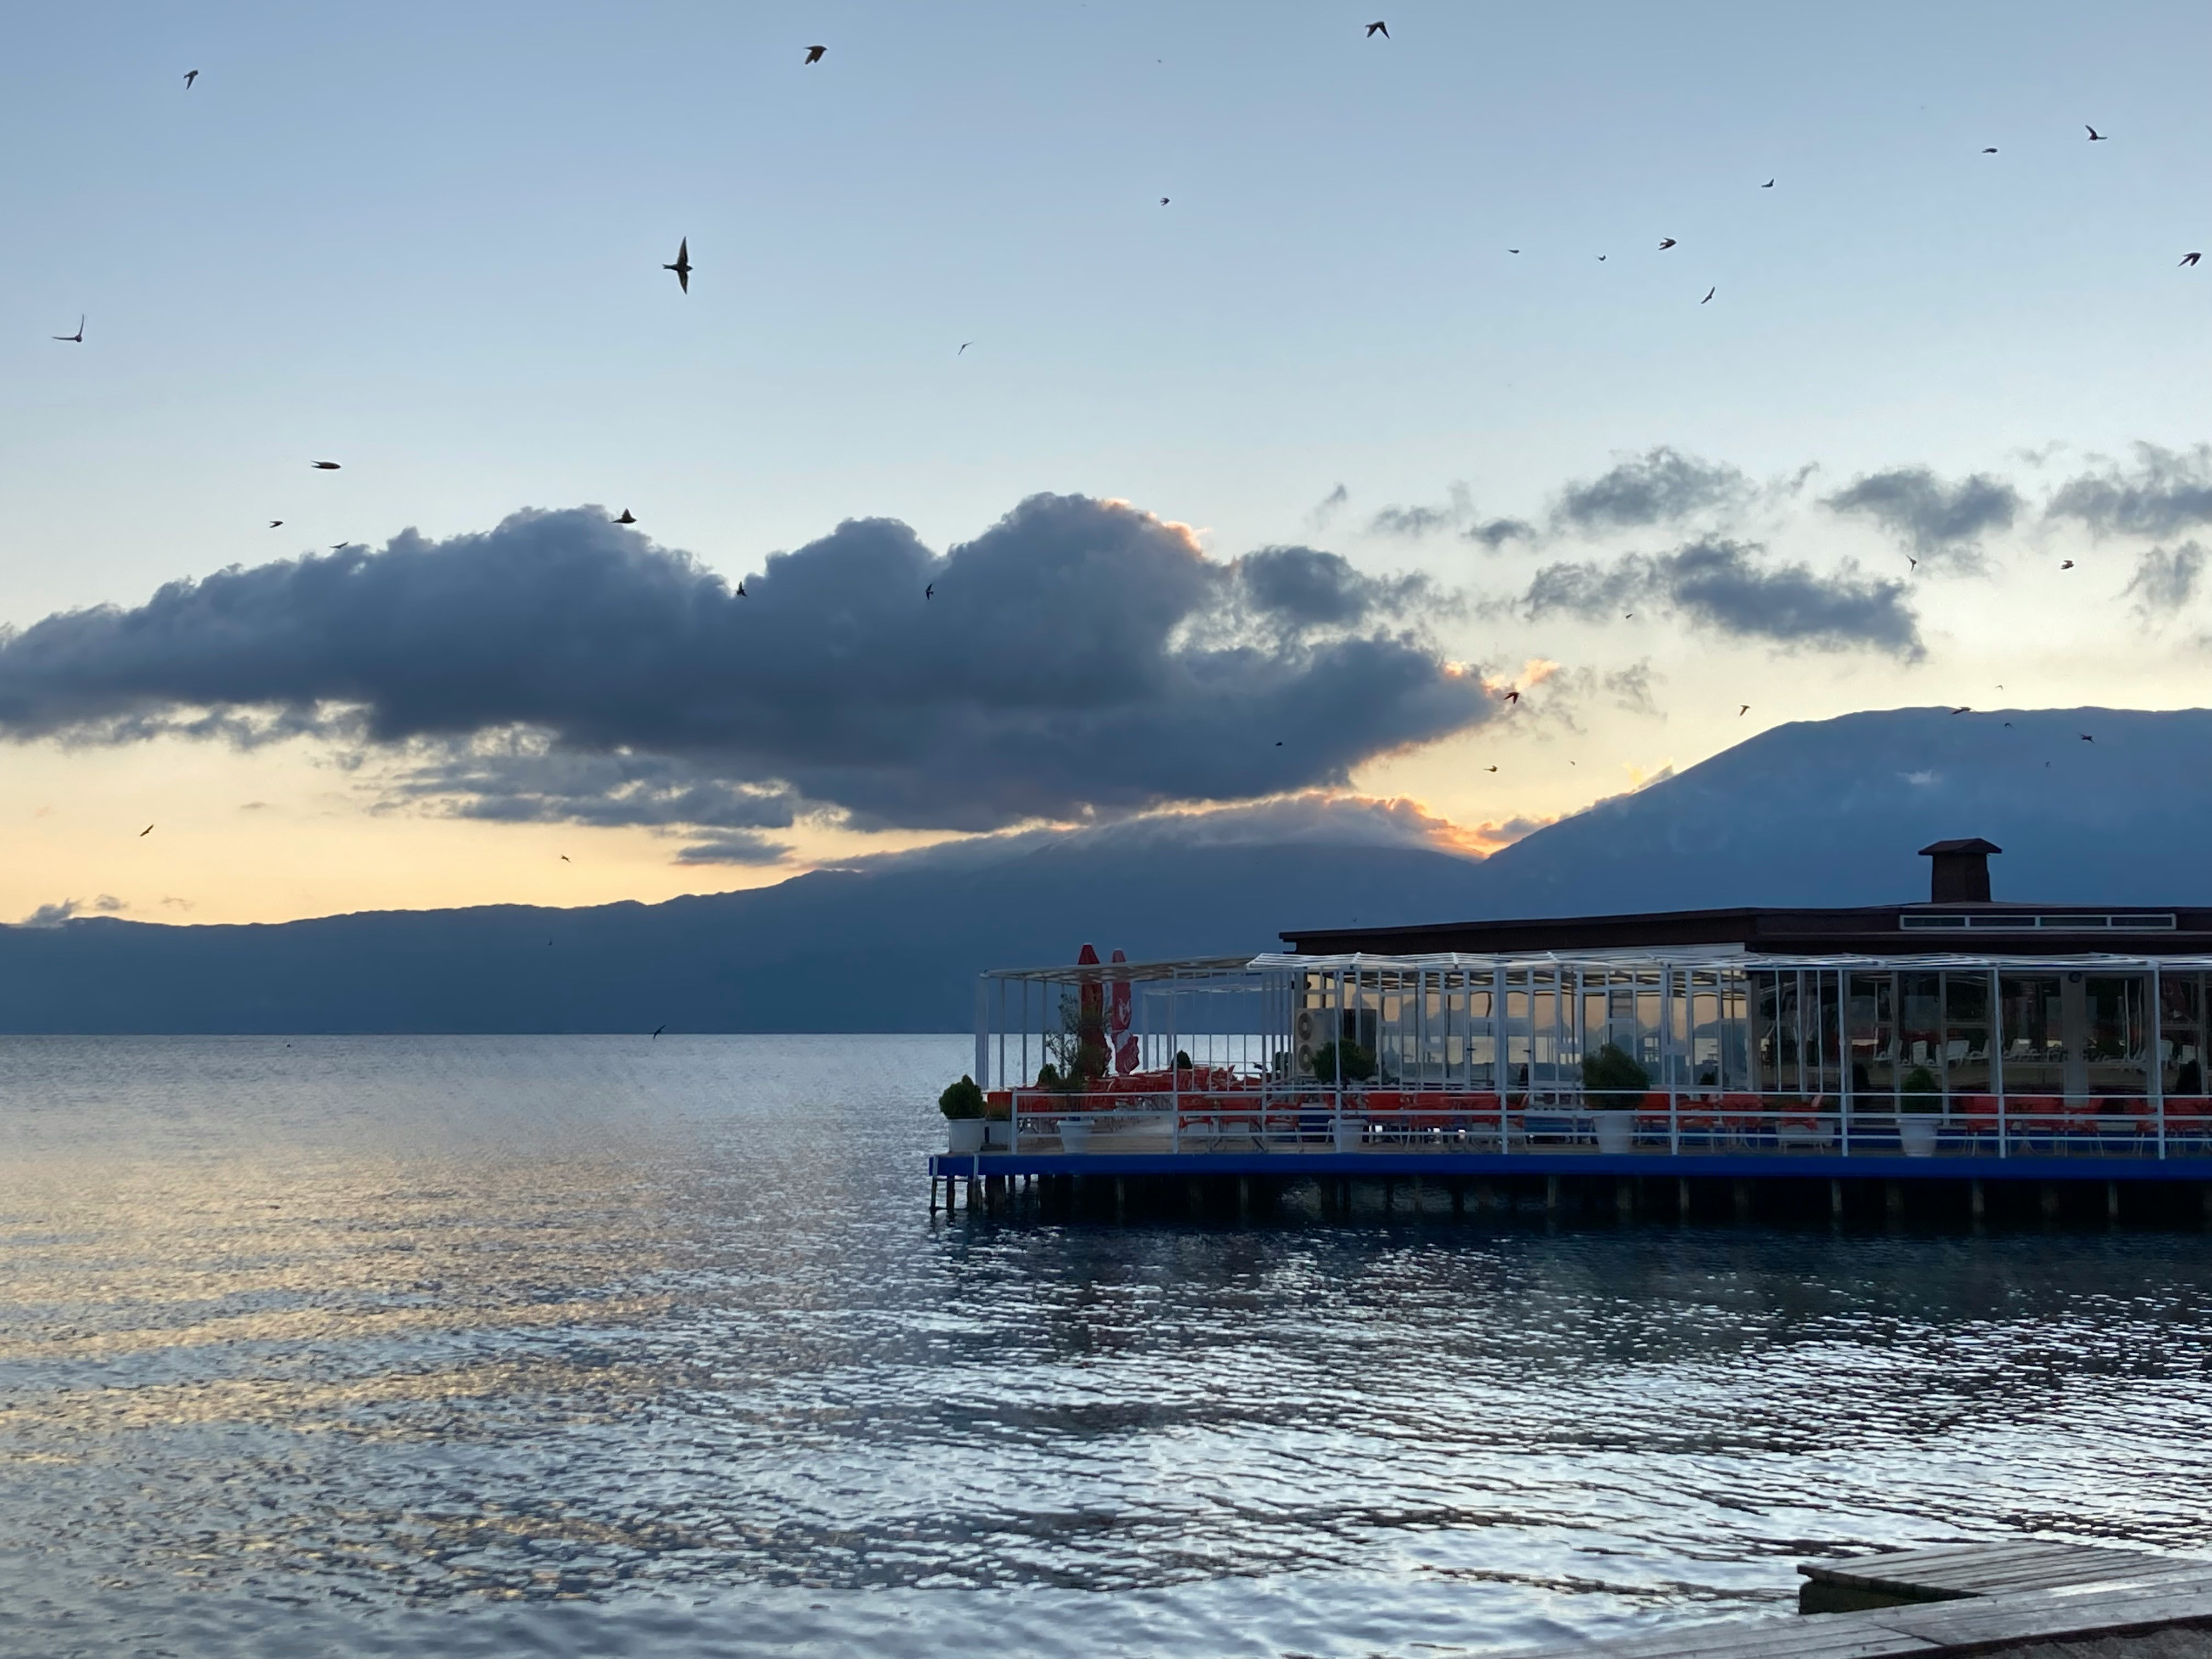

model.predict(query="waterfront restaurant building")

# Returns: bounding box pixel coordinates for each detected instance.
[957,839,2212,1184]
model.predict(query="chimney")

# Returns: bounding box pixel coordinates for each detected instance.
[1918,838,2001,904]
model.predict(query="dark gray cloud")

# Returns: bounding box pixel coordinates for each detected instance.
[1307,483,1349,528]
[1367,503,1457,538]
[1522,538,1921,657]
[2047,444,2212,538]
[0,494,1494,835]
[1464,517,1535,550]
[386,741,800,831]
[672,832,794,866]
[1822,467,2022,566]
[2122,541,2207,619]
[1234,545,1434,627]
[1551,447,1752,534]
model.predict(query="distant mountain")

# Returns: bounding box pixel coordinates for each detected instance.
[2,706,2204,1032]
[1463,705,2212,915]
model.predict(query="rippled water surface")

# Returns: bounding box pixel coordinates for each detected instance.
[5,1036,2212,1658]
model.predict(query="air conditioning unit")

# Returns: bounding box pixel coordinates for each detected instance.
[1294,1005,1339,1077]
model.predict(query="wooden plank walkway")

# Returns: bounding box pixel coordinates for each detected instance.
[1504,1543,2212,1657]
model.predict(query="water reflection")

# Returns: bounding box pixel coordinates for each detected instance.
[3,1035,2211,1658]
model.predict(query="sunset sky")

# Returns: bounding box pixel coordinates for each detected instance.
[3,0,2209,926]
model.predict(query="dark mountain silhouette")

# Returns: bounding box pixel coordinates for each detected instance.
[4,706,2205,1032]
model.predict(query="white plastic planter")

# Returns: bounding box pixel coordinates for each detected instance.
[946,1119,986,1155]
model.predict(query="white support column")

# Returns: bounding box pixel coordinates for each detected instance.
[1990,964,2006,1159]
[2149,957,2166,1159]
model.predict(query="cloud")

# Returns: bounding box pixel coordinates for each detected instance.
[672,832,793,866]
[1464,517,1535,550]
[2121,541,2207,619]
[1822,467,2022,567]
[385,738,800,830]
[1233,545,1436,628]
[1551,447,1752,534]
[16,894,127,927]
[1521,538,1921,657]
[2046,443,2212,538]
[1367,503,1457,538]
[0,494,1496,834]
[1308,483,1349,528]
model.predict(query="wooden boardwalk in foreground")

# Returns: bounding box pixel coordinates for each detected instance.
[1509,1543,2212,1657]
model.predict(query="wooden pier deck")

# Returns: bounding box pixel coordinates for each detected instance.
[1508,1544,2212,1657]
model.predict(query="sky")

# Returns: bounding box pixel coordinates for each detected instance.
[2,0,2209,926]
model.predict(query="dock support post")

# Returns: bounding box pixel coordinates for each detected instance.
[964,1176,979,1212]
[1971,1180,1985,1222]
[1830,1179,1844,1221]
[1383,1178,1392,1214]
[2041,1183,2060,1221]
[2203,1184,2212,1228]
[1884,1180,1903,1221]
[1544,1175,1559,1214]
[1678,1178,1691,1220]
[930,1176,941,1216]
[2107,1181,2120,1224]
[1732,1180,1752,1222]
[1474,1178,1495,1214]
[1615,1178,1634,1221]
[1238,1177,1251,1222]
[1114,1177,1127,1223]
[1451,1181,1464,1217]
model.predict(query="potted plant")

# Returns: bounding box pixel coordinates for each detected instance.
[1898,1064,1941,1156]
[1313,1040,1376,1150]
[940,1074,986,1155]
[1582,1042,1649,1154]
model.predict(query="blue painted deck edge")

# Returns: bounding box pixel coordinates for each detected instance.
[927,1150,2212,1181]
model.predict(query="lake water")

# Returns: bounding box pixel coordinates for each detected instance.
[4,1035,2212,1658]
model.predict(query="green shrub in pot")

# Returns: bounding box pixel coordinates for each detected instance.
[938,1075,985,1120]
[1899,1064,1942,1114]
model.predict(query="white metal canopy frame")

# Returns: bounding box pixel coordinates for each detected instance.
[971,948,2212,1163]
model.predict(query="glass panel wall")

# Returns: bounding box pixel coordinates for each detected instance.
[1848,973,1895,1097]
[2083,975,2149,1097]
[1943,972,1992,1094]
[2160,972,2204,1096]
[1999,974,2065,1093]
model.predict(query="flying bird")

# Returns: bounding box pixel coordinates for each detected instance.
[267,520,282,528]
[2085,125,2108,141]
[2061,559,2075,569]
[311,460,340,470]
[1760,178,1774,188]
[2080,732,2095,742]
[2183,252,2203,267]
[1365,20,1389,37]
[1503,689,1520,703]
[615,509,636,524]
[1597,254,1607,261]
[1951,706,1971,715]
[958,341,972,354]
[805,44,826,63]
[184,69,198,88]
[664,237,691,292]
[1908,554,1919,571]
[926,583,935,599]
[653,1025,667,1039]
[53,315,84,342]
[1483,765,1498,772]
[139,825,153,837]
[560,855,569,862]
[1737,704,1750,716]
[1700,286,1715,303]
[1159,196,1170,205]
[736,580,748,597]
[1507,248,1520,254]
[1658,238,1677,249]
[1981,146,1997,154]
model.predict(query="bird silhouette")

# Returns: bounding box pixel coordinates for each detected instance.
[1274,740,1284,746]
[805,44,826,63]
[653,1025,667,1039]
[664,237,691,292]
[1951,706,1971,715]
[1700,286,1715,304]
[958,341,972,354]
[1504,689,1520,703]
[2183,252,2203,267]
[1484,765,1498,772]
[2061,559,2075,569]
[1908,554,1919,571]
[53,315,84,342]
[2080,732,2094,742]
[268,520,282,528]
[560,855,569,862]
[1365,20,1389,37]
[615,509,636,524]
[312,460,340,470]
[1597,254,1607,261]
[184,69,198,89]
[1738,704,1750,716]
[1506,248,1520,254]
[736,581,748,597]
[2085,125,2108,141]
[1760,178,1774,188]
[1981,146,1997,154]
[1658,238,1677,249]
[1159,196,1170,205]
[925,583,935,599]
[140,825,153,837]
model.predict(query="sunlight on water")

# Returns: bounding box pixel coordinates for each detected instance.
[4,1035,2212,1657]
